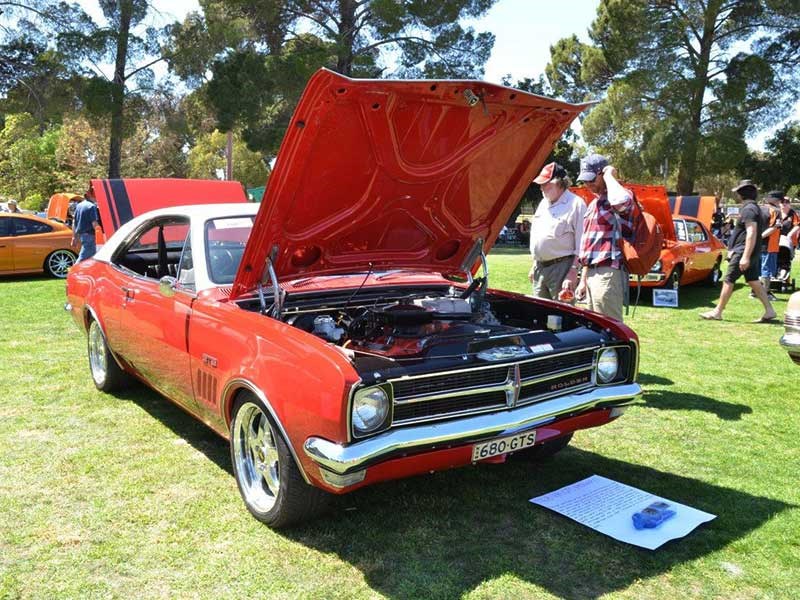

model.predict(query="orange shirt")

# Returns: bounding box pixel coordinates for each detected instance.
[765,205,780,253]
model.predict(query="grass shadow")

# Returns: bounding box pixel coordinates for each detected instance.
[637,373,674,386]
[641,389,752,421]
[112,384,232,475]
[285,449,790,600]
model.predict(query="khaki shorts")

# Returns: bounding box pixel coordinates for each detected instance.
[585,265,625,321]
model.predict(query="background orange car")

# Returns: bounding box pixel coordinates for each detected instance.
[0,213,79,278]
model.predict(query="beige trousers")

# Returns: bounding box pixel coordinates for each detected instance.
[586,265,625,321]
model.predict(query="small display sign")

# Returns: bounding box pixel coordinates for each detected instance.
[653,288,679,307]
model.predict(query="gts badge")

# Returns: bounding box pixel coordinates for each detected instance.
[477,345,532,361]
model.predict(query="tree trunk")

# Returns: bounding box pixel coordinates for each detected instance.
[335,0,356,76]
[108,1,133,179]
[676,1,721,195]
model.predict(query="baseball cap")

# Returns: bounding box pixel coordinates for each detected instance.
[766,190,784,200]
[533,162,567,185]
[577,154,608,182]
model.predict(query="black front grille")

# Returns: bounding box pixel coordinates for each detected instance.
[392,366,509,398]
[393,390,507,423]
[519,369,593,402]
[518,349,595,380]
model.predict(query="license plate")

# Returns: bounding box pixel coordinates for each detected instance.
[471,431,537,461]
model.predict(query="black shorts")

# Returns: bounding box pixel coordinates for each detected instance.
[724,253,760,284]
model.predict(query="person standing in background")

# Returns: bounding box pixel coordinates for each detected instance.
[701,180,777,322]
[528,162,586,302]
[574,154,634,321]
[72,186,100,262]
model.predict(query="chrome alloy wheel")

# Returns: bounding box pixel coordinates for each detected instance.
[232,402,281,513]
[88,320,108,386]
[47,250,76,278]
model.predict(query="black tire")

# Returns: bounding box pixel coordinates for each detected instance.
[667,265,683,291]
[87,319,129,392]
[44,249,77,278]
[706,258,722,286]
[513,433,573,461]
[230,393,331,528]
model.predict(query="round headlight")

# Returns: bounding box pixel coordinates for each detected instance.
[597,348,619,383]
[352,386,389,435]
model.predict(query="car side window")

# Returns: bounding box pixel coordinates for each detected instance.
[112,217,190,280]
[686,221,707,243]
[673,219,687,242]
[0,218,10,237]
[11,218,52,236]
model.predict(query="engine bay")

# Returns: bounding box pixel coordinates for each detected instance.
[270,282,604,364]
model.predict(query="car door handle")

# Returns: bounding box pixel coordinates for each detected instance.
[120,287,135,300]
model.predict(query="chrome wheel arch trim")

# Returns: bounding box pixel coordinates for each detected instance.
[220,378,311,484]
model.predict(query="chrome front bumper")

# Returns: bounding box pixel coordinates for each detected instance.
[304,382,641,475]
[779,332,800,363]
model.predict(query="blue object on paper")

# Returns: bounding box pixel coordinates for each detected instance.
[632,501,676,530]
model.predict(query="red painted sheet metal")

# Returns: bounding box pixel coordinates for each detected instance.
[91,178,247,237]
[231,68,591,299]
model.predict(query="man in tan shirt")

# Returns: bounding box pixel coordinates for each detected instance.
[528,162,586,301]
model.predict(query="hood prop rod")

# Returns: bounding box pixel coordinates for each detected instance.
[257,248,283,319]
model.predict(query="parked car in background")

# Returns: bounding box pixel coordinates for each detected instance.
[0,213,79,278]
[66,69,642,528]
[572,184,726,290]
[780,291,800,364]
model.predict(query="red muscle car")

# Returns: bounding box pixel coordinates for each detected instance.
[66,69,642,527]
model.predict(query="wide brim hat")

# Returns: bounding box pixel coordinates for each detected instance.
[731,179,757,194]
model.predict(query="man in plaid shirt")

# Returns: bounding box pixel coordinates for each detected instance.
[574,154,634,321]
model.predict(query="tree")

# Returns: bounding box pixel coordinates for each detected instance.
[546,1,800,194]
[61,0,169,178]
[0,1,93,131]
[0,113,60,206]
[167,0,498,156]
[1,0,171,179]
[187,129,270,188]
[743,122,800,196]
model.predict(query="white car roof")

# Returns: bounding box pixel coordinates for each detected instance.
[94,203,259,262]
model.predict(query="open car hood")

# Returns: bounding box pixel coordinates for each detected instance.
[92,178,247,237]
[571,183,676,242]
[230,68,590,299]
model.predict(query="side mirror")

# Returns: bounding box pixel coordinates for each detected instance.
[159,275,177,298]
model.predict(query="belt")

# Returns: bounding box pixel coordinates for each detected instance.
[586,259,614,270]
[537,254,573,268]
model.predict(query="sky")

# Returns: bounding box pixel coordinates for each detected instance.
[74,0,797,150]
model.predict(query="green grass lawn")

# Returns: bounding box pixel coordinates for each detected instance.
[1,253,798,599]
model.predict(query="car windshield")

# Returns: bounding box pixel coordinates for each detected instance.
[205,216,255,284]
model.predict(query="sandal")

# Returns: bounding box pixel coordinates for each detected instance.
[752,315,778,323]
[699,311,722,321]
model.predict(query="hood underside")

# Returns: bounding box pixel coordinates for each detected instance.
[231,68,590,299]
